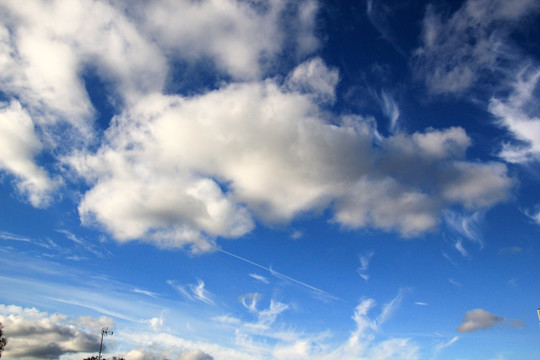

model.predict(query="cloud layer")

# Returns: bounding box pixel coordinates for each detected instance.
[0,0,516,252]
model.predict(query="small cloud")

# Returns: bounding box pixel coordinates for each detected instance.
[290,230,303,239]
[132,288,159,298]
[458,309,503,333]
[358,251,374,281]
[415,302,429,306]
[456,309,524,333]
[212,315,241,325]
[444,211,485,249]
[433,336,459,354]
[167,279,214,305]
[454,238,468,257]
[510,319,527,329]
[241,293,262,313]
[0,231,31,242]
[147,316,164,332]
[191,280,214,305]
[257,300,289,327]
[499,246,524,255]
[249,273,269,284]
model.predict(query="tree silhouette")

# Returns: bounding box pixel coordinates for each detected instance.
[0,322,6,358]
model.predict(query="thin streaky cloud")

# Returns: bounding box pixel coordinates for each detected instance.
[45,296,137,322]
[249,273,270,284]
[433,336,459,356]
[191,279,214,305]
[218,248,339,300]
[132,288,159,298]
[0,231,31,242]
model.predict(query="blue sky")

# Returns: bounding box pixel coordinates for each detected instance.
[0,0,540,359]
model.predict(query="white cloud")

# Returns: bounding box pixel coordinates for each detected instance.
[0,101,58,207]
[68,71,513,249]
[168,280,215,305]
[241,293,262,313]
[490,66,540,163]
[138,0,319,80]
[326,295,419,360]
[249,273,270,284]
[0,0,166,127]
[286,57,339,104]
[432,336,459,356]
[445,211,485,256]
[358,251,374,281]
[256,300,289,328]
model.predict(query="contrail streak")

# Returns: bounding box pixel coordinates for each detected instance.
[217,248,339,300]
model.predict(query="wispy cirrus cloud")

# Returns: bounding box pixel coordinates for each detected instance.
[490,66,540,164]
[168,279,214,305]
[413,0,540,95]
[358,251,374,281]
[249,273,269,284]
[444,211,485,255]
[432,336,459,357]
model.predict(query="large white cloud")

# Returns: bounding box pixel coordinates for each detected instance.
[0,0,515,252]
[67,60,513,250]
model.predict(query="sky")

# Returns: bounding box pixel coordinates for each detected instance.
[0,0,540,359]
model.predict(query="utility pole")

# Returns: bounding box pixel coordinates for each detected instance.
[98,327,113,360]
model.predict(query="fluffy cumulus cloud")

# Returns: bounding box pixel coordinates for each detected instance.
[0,0,515,252]
[0,304,112,360]
[70,70,513,249]
[0,101,59,207]
[136,0,319,80]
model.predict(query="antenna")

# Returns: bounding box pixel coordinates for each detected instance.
[98,327,113,360]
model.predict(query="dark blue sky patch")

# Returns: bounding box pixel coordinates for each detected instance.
[164,58,232,97]
[81,66,120,133]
